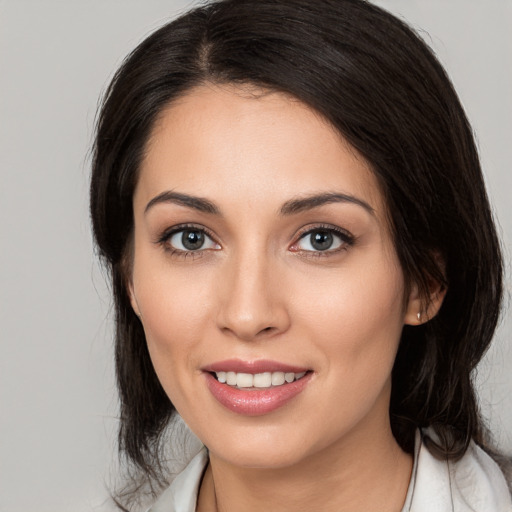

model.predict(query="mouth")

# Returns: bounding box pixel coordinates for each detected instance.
[211,370,308,389]
[202,360,313,416]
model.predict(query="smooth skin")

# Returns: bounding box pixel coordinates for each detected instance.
[128,83,445,512]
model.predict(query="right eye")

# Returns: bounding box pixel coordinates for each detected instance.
[166,228,220,252]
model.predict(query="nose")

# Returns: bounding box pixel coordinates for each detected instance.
[216,250,291,341]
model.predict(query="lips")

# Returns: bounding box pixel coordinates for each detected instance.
[202,359,313,416]
[203,359,310,374]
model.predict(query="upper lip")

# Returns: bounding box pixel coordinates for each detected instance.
[202,359,310,374]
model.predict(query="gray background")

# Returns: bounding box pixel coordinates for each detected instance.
[0,1,510,510]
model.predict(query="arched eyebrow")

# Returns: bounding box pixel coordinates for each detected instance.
[144,191,374,217]
[280,192,374,216]
[145,191,220,215]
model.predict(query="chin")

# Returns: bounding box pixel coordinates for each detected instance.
[200,424,316,469]
[217,444,307,469]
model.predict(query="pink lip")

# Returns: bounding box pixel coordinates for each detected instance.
[202,359,309,374]
[203,366,313,416]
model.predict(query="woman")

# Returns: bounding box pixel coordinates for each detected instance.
[90,0,511,510]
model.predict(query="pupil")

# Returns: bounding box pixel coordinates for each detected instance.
[311,230,333,251]
[182,230,204,250]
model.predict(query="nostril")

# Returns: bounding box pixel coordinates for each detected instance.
[257,326,276,336]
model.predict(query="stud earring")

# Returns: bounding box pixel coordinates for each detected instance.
[417,312,421,322]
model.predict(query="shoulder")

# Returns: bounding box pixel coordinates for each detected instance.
[147,447,208,512]
[408,429,512,512]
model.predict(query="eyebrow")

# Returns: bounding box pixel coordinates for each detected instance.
[145,191,220,215]
[280,192,374,216]
[144,190,374,217]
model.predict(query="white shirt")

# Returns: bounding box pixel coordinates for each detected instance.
[148,430,512,512]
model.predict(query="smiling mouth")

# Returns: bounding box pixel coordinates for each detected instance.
[211,371,309,389]
[204,366,313,415]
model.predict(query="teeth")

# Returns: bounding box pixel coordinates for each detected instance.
[214,370,308,388]
[253,372,271,388]
[271,372,285,386]
[236,373,253,388]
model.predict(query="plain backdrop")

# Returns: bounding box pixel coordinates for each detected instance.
[0,1,510,510]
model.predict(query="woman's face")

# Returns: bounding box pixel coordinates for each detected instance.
[129,84,419,468]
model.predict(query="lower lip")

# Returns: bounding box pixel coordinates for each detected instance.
[204,372,313,416]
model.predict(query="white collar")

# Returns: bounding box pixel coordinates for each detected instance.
[148,447,208,512]
[405,429,511,511]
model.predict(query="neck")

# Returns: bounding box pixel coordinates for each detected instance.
[197,416,413,512]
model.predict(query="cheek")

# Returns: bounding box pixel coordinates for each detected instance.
[133,243,215,333]
[135,284,207,414]
[293,254,406,370]
[130,257,214,385]
[287,259,405,439]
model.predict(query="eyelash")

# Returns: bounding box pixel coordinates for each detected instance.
[155,223,355,260]
[292,224,356,258]
[155,223,219,260]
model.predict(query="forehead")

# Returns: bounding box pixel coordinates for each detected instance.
[136,83,385,216]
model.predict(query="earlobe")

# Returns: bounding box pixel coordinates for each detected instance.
[404,283,422,326]
[404,280,446,326]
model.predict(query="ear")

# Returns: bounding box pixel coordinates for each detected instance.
[404,277,446,326]
[127,279,142,319]
[122,246,142,319]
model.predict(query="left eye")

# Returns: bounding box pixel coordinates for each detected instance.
[168,229,219,251]
[296,229,347,252]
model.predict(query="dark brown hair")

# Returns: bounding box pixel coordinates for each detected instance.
[90,0,504,505]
